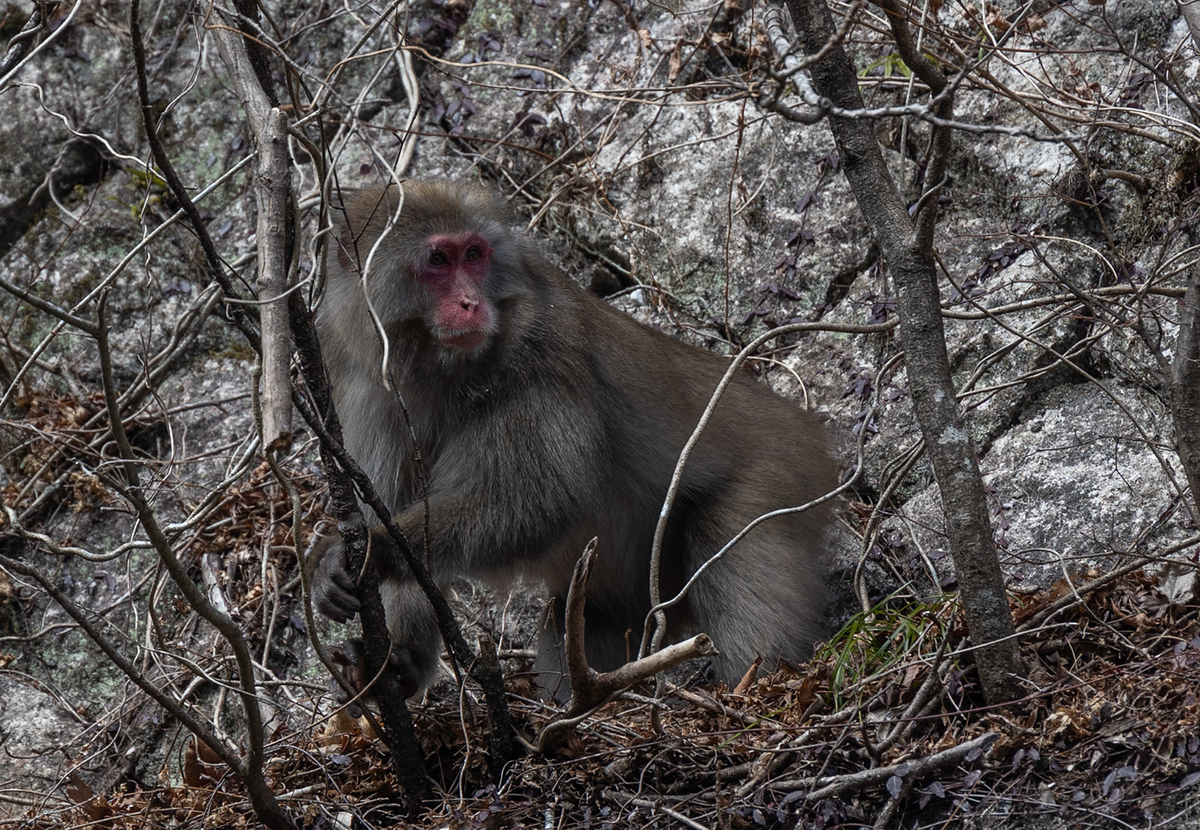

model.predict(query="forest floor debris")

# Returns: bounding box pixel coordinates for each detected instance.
[29,556,1200,829]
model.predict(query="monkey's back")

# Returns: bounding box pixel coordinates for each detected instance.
[580,290,834,506]
[554,282,836,675]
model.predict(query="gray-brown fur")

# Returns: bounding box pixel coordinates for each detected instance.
[314,181,836,699]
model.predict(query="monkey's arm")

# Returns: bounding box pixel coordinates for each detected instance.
[314,382,606,617]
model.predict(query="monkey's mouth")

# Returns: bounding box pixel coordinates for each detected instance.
[439,329,490,351]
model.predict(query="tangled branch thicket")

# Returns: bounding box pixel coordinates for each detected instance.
[1,0,1199,826]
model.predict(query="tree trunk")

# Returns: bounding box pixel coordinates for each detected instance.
[784,0,1024,703]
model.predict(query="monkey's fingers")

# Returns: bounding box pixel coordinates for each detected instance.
[329,640,367,716]
[313,572,361,621]
[314,590,360,623]
[330,641,421,700]
[313,542,363,621]
[392,648,423,698]
[315,584,361,622]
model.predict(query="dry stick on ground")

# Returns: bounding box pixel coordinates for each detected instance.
[773,732,999,801]
[533,539,716,751]
[780,0,1023,704]
[603,791,715,830]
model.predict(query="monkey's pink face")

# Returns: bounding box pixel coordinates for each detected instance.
[414,232,495,350]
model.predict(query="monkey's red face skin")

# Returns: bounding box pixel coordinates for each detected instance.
[414,232,495,350]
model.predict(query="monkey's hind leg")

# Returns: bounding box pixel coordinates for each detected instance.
[684,510,827,687]
[372,579,442,697]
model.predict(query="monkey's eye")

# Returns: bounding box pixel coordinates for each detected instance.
[429,251,449,266]
[465,246,481,263]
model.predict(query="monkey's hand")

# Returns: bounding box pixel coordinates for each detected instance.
[331,638,426,701]
[312,538,361,623]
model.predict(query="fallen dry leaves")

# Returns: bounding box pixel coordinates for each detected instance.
[32,558,1200,829]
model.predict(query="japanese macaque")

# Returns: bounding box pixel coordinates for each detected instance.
[313,181,835,699]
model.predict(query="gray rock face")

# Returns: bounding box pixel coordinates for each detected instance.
[893,382,1186,594]
[0,678,79,815]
